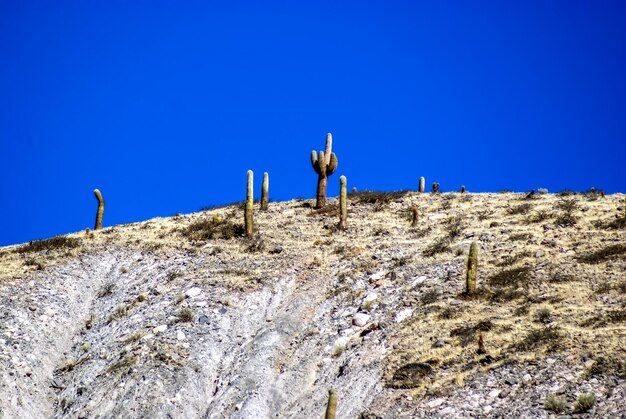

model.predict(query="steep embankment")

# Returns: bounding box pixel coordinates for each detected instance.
[0,192,625,418]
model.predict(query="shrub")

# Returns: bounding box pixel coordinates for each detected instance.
[514,325,563,351]
[488,266,532,287]
[421,289,439,305]
[182,218,245,241]
[443,215,465,239]
[555,197,579,226]
[544,395,567,413]
[423,237,451,257]
[577,244,626,264]
[350,190,409,207]
[534,307,552,324]
[178,307,194,323]
[508,203,533,215]
[15,236,81,254]
[573,393,595,413]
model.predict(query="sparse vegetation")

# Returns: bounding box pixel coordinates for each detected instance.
[573,393,596,413]
[182,218,245,241]
[97,281,115,298]
[555,196,579,226]
[577,243,626,264]
[508,203,533,215]
[423,237,451,257]
[15,236,81,254]
[350,190,409,209]
[107,303,128,323]
[178,307,194,322]
[544,394,567,413]
[514,325,563,352]
[443,215,465,239]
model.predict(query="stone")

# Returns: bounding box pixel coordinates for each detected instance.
[268,245,283,254]
[440,406,455,415]
[353,313,370,327]
[488,389,501,399]
[523,373,532,383]
[185,287,202,298]
[176,331,185,341]
[535,250,546,258]
[428,398,445,408]
[432,339,447,348]
[153,325,167,334]
[505,377,518,385]
[395,308,413,323]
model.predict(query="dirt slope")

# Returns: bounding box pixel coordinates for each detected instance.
[0,191,624,418]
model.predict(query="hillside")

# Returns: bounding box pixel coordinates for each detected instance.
[0,191,625,418]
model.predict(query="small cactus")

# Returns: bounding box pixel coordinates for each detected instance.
[311,133,338,208]
[339,176,347,230]
[93,189,105,230]
[460,185,466,193]
[325,389,337,419]
[245,170,254,237]
[260,172,269,211]
[477,333,486,354]
[432,182,440,193]
[465,241,478,295]
[411,206,419,227]
[418,177,425,193]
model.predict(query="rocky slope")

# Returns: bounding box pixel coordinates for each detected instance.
[0,191,625,418]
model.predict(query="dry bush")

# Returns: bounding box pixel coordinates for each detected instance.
[508,203,533,215]
[555,197,579,226]
[513,325,563,352]
[525,209,551,224]
[576,244,626,264]
[307,204,339,217]
[350,190,409,209]
[443,215,465,239]
[488,266,533,287]
[181,218,245,241]
[15,236,81,254]
[450,320,494,347]
[423,237,451,257]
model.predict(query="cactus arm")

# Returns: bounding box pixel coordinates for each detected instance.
[324,133,333,165]
[327,153,338,175]
[311,151,320,173]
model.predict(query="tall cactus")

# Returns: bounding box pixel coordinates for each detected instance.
[93,189,105,230]
[325,389,337,419]
[419,177,425,193]
[260,172,269,211]
[432,182,440,193]
[339,176,347,230]
[311,133,338,208]
[466,241,478,295]
[245,170,254,237]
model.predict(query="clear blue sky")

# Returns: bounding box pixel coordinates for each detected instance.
[1,1,625,246]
